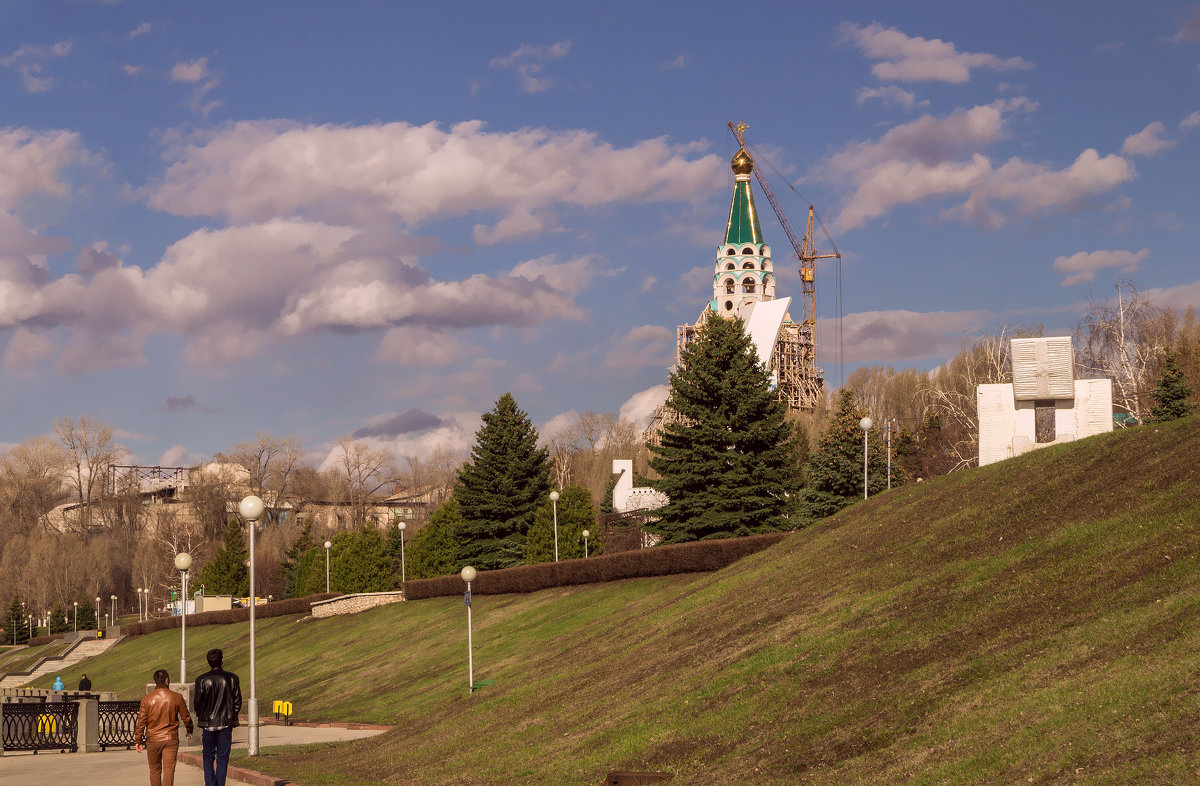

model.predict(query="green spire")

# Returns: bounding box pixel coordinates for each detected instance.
[724,148,763,246]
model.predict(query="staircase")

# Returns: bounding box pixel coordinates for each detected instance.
[0,637,121,688]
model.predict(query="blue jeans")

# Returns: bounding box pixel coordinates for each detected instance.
[201,726,233,786]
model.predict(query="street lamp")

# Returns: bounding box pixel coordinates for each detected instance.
[461,566,477,693]
[239,494,266,757]
[398,521,407,588]
[550,490,560,562]
[73,601,78,633]
[136,588,142,622]
[582,529,590,558]
[110,595,117,625]
[324,540,332,593]
[174,552,192,682]
[27,614,32,638]
[886,419,893,491]
[94,597,100,631]
[859,417,873,500]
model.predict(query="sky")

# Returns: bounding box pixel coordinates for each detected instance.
[1,0,1198,471]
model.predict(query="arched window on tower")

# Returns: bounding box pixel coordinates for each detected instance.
[742,278,756,294]
[726,247,737,256]
[725,262,735,271]
[724,278,735,294]
[742,261,754,269]
[742,247,755,256]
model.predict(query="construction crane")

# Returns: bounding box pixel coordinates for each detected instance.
[729,121,839,407]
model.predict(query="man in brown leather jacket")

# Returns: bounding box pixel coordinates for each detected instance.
[134,668,194,786]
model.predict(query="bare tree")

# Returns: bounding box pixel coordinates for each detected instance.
[218,432,304,515]
[334,435,396,527]
[0,437,69,549]
[54,417,125,530]
[1075,280,1167,423]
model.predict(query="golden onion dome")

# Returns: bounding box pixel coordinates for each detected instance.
[731,148,754,176]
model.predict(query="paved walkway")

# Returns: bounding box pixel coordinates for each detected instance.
[0,722,385,785]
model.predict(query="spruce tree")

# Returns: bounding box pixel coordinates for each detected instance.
[76,599,97,629]
[1148,348,1196,422]
[455,393,552,569]
[48,604,68,634]
[409,498,464,579]
[647,315,803,542]
[281,522,317,597]
[5,596,28,645]
[196,518,250,597]
[803,389,899,519]
[524,485,595,563]
[329,527,393,593]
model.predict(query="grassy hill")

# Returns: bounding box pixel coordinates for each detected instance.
[36,416,1200,784]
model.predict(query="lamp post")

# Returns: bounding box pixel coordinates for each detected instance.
[27,614,32,638]
[582,529,590,558]
[887,419,893,491]
[859,417,873,500]
[398,521,407,588]
[174,552,192,682]
[461,565,477,693]
[550,490,560,562]
[136,588,142,622]
[94,597,100,631]
[73,601,78,633]
[324,540,332,593]
[110,595,117,625]
[239,494,265,757]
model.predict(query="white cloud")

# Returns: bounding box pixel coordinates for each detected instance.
[819,309,990,364]
[374,325,479,367]
[129,22,151,39]
[490,40,571,93]
[146,120,723,240]
[538,410,579,441]
[1180,111,1200,131]
[123,64,143,76]
[1146,279,1200,311]
[170,58,209,83]
[603,325,675,373]
[618,385,669,429]
[3,328,54,373]
[856,85,926,110]
[159,445,199,466]
[663,54,687,70]
[1,41,72,93]
[1170,10,1200,43]
[839,22,1031,84]
[1122,121,1176,156]
[1052,248,1149,286]
[817,100,1135,230]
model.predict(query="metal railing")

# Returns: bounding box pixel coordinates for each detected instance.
[97,700,141,749]
[0,701,78,753]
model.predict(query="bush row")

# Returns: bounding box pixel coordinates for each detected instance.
[404,532,790,600]
[122,593,338,637]
[27,635,60,647]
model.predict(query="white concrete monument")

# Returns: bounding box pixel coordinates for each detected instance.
[977,337,1113,466]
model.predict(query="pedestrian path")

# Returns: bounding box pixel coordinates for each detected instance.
[0,721,385,785]
[0,637,120,689]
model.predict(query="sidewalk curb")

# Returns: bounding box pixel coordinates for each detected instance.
[179,751,293,786]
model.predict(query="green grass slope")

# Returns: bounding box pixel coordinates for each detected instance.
[43,417,1200,784]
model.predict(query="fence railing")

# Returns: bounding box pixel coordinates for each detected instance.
[0,700,79,753]
[97,700,141,749]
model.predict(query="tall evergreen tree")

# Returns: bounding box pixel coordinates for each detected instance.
[196,519,250,597]
[384,519,407,587]
[409,498,464,579]
[329,526,393,593]
[5,596,29,645]
[76,599,97,629]
[647,315,803,542]
[803,389,900,519]
[1148,348,1196,422]
[48,604,68,634]
[524,485,595,563]
[281,522,318,597]
[455,393,552,569]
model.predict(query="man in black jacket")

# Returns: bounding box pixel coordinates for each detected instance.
[193,648,242,786]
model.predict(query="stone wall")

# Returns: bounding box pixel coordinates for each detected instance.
[310,591,406,619]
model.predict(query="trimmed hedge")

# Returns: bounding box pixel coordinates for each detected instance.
[122,593,338,637]
[28,635,62,646]
[404,532,791,600]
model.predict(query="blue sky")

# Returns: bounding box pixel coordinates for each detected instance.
[1,0,1198,469]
